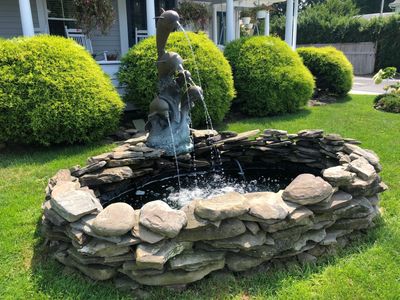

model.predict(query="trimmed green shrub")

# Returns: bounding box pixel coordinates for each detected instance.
[118,32,235,127]
[298,46,353,96]
[0,35,124,145]
[374,93,400,113]
[224,36,315,117]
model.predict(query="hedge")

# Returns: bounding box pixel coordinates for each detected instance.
[0,35,124,145]
[118,32,235,127]
[298,46,353,96]
[224,36,315,117]
[271,1,400,71]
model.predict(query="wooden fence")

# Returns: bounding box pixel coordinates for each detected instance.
[298,42,376,75]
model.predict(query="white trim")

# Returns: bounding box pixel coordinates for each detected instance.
[117,0,129,55]
[47,17,76,21]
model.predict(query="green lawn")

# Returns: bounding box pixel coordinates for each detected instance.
[1,94,399,299]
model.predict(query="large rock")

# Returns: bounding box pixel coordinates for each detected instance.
[129,260,225,286]
[282,174,333,205]
[50,183,101,222]
[79,167,134,187]
[243,192,288,221]
[349,157,377,181]
[169,250,225,271]
[92,203,135,237]
[177,218,246,242]
[322,166,356,186]
[194,192,249,221]
[204,231,267,250]
[139,200,187,238]
[136,240,193,270]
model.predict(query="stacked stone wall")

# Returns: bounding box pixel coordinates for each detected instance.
[42,129,387,288]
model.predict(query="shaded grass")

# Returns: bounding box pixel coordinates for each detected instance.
[0,94,399,299]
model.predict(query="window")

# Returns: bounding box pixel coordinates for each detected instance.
[46,0,77,36]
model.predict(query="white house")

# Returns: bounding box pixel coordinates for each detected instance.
[0,0,300,59]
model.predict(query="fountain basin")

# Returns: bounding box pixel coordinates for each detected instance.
[42,128,386,287]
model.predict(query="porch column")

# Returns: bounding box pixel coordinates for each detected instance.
[146,0,156,36]
[264,11,270,36]
[18,0,35,37]
[292,0,299,49]
[212,4,218,44]
[285,0,294,46]
[226,0,235,42]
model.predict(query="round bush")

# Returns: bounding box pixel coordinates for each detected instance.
[118,32,235,127]
[224,36,315,117]
[0,35,124,145]
[374,93,400,113]
[297,46,353,96]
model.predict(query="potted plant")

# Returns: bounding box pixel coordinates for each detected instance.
[177,0,211,32]
[240,9,252,25]
[73,0,116,36]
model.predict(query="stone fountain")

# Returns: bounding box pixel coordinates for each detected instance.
[40,10,387,291]
[145,10,203,156]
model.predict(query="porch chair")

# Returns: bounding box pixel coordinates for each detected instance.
[65,26,93,54]
[135,27,148,44]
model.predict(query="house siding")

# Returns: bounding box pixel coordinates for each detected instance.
[90,0,122,58]
[0,0,122,57]
[0,0,39,38]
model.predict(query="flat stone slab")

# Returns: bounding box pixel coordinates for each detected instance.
[349,157,377,181]
[244,192,289,221]
[221,129,260,143]
[55,251,117,281]
[322,166,356,186]
[204,231,267,250]
[169,250,225,271]
[50,184,101,222]
[180,200,213,230]
[226,253,265,272]
[136,240,193,270]
[140,200,187,238]
[92,203,135,237]
[194,192,249,221]
[78,239,131,257]
[177,218,246,242]
[79,167,134,187]
[282,174,333,205]
[130,260,225,286]
[130,211,163,244]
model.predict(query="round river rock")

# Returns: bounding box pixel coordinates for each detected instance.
[282,174,333,205]
[92,203,135,237]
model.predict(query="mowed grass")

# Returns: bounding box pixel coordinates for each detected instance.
[0,94,399,299]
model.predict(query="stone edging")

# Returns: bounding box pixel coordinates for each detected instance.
[41,128,387,289]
